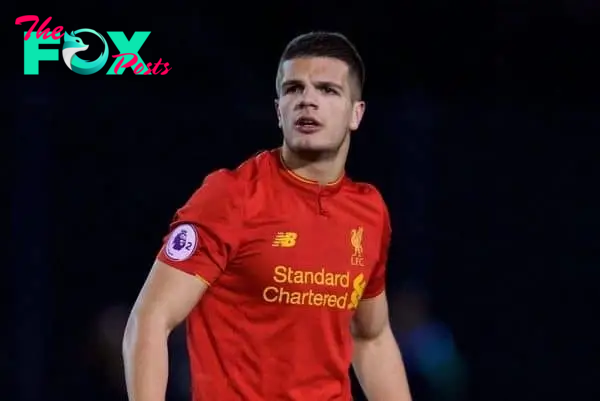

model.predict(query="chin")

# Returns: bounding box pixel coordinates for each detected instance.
[287,137,336,153]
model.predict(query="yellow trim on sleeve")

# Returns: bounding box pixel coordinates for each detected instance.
[194,274,211,286]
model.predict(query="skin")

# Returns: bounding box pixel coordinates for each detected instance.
[275,57,365,184]
[275,56,410,400]
[123,260,206,401]
[123,56,411,401]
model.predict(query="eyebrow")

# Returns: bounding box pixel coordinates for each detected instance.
[281,79,344,91]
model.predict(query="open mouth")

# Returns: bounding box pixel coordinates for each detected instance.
[294,116,322,133]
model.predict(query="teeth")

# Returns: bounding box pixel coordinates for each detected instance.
[298,118,317,125]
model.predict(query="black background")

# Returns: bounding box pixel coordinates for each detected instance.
[9,2,598,401]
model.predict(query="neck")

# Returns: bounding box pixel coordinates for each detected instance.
[281,138,349,185]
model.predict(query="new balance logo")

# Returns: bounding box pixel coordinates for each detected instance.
[272,232,298,247]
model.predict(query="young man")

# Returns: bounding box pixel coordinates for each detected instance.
[123,32,412,401]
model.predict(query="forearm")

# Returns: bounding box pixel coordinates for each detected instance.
[352,325,412,401]
[123,315,170,401]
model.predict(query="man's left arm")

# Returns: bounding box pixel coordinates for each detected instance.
[352,198,411,401]
[352,291,412,401]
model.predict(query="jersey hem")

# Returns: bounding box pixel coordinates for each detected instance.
[157,256,215,286]
[361,288,385,300]
[194,274,211,286]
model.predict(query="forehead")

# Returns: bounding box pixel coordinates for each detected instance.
[280,57,350,86]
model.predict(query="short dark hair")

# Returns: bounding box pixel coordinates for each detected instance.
[276,31,365,100]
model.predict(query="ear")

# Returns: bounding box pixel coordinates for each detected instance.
[349,101,366,131]
[274,99,282,128]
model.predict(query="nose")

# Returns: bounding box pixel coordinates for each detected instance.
[296,87,318,110]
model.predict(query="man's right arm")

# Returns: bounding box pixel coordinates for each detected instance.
[123,170,243,401]
[123,260,206,401]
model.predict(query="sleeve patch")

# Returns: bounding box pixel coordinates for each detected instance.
[165,224,198,261]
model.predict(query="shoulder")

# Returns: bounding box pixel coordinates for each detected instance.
[201,150,266,184]
[192,150,273,202]
[347,180,388,211]
[345,180,391,231]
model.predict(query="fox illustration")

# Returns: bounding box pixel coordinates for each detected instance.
[62,31,89,71]
[61,29,109,75]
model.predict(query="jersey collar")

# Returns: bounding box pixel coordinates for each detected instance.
[271,148,345,196]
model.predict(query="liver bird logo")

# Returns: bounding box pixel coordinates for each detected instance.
[351,227,364,257]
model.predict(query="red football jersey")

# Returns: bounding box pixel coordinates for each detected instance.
[157,148,391,401]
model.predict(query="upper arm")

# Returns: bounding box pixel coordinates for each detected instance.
[353,195,392,339]
[352,291,390,339]
[156,170,243,285]
[130,259,208,331]
[130,170,243,330]
[361,200,391,300]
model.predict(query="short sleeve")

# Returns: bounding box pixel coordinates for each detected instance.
[362,205,391,299]
[156,170,243,285]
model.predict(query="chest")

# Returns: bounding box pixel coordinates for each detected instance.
[214,194,383,312]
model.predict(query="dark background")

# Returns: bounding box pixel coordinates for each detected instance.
[9,3,598,401]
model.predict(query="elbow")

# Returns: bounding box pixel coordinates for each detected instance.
[352,320,391,342]
[122,307,170,359]
[122,311,139,359]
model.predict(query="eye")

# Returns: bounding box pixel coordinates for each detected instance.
[284,85,302,94]
[320,86,338,95]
